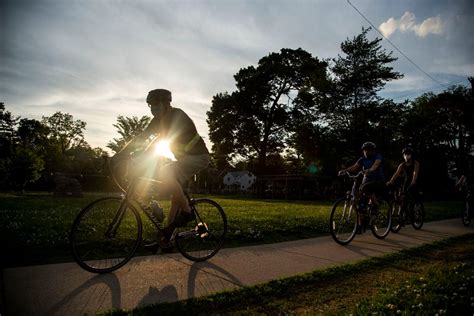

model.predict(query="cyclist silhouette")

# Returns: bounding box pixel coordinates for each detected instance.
[112,89,210,249]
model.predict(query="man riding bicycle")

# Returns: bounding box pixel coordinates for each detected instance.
[338,142,385,233]
[112,89,210,249]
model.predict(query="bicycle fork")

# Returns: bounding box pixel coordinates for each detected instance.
[105,199,128,238]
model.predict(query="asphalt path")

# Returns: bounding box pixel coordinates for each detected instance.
[2,218,473,315]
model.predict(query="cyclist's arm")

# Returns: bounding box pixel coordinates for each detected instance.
[411,161,420,186]
[387,163,404,185]
[340,162,361,175]
[365,158,381,174]
[114,120,157,159]
[455,174,467,189]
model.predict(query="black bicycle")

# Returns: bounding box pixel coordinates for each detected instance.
[390,185,424,233]
[70,156,228,274]
[330,171,392,245]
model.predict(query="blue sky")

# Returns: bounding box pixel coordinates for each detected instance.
[1,0,473,151]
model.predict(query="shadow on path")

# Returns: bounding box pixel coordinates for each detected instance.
[187,260,243,298]
[47,273,121,315]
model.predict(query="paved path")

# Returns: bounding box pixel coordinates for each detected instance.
[3,218,473,315]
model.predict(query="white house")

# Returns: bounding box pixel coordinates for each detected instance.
[223,171,257,191]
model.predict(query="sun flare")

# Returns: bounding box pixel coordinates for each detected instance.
[154,140,176,161]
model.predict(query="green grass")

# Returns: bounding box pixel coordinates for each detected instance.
[102,234,474,315]
[0,192,464,267]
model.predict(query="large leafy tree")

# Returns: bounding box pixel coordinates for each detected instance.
[402,83,473,188]
[324,27,403,161]
[42,112,87,155]
[0,102,18,158]
[9,146,45,193]
[288,28,404,174]
[107,115,151,154]
[207,48,328,173]
[17,118,49,150]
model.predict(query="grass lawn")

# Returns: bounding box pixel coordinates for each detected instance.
[103,234,474,315]
[0,192,464,267]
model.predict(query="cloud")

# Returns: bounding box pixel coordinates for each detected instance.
[379,11,444,38]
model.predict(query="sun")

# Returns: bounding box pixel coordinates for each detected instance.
[154,140,176,161]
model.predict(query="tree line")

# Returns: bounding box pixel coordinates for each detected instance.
[1,28,472,196]
[207,28,473,196]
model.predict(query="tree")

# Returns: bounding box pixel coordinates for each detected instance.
[9,146,45,193]
[107,115,151,153]
[42,112,87,155]
[323,27,403,160]
[17,118,49,150]
[207,48,329,173]
[0,102,19,158]
[401,83,474,191]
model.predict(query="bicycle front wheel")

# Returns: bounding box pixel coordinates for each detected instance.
[390,201,403,233]
[370,198,392,239]
[411,200,425,230]
[70,197,142,273]
[330,197,358,245]
[176,199,227,261]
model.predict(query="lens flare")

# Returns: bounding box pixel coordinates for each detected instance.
[154,140,176,161]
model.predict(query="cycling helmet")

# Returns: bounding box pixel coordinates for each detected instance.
[402,146,414,155]
[361,141,376,150]
[147,89,172,104]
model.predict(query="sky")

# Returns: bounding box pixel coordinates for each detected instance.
[1,0,473,152]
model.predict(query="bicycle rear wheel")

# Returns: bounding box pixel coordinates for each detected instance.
[329,197,358,245]
[175,199,227,261]
[70,197,142,273]
[462,199,471,226]
[411,200,424,230]
[370,198,392,239]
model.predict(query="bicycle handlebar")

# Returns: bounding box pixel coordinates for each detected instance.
[341,170,364,178]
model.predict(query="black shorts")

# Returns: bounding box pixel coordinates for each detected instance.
[158,154,210,184]
[360,180,386,196]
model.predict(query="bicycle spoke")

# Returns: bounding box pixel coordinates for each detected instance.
[71,197,142,273]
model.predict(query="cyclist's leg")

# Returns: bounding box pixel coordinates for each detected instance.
[158,154,210,231]
[359,181,372,230]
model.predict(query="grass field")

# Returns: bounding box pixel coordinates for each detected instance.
[0,192,464,267]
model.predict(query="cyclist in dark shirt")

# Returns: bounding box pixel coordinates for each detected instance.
[113,89,210,248]
[339,141,385,195]
[338,142,385,231]
[387,146,420,195]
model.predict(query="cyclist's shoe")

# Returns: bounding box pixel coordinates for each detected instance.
[144,241,160,254]
[173,209,196,227]
[356,225,364,234]
[157,226,174,252]
[158,237,173,252]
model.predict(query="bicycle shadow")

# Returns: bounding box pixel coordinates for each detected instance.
[137,285,178,307]
[46,273,121,315]
[186,260,243,299]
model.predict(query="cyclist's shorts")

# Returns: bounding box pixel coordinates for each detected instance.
[159,154,210,184]
[360,180,386,196]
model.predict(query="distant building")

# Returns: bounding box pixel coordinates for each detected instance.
[223,171,256,191]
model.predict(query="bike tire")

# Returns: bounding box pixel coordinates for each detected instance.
[411,200,425,230]
[462,199,471,227]
[370,198,392,239]
[390,201,403,233]
[329,197,358,245]
[70,197,142,273]
[175,198,227,262]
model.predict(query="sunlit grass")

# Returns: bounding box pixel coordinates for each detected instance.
[0,192,464,267]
